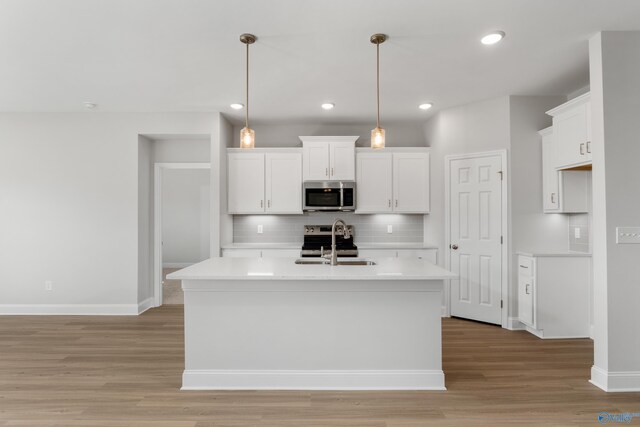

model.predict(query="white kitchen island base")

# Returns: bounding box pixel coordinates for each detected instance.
[169,257,455,391]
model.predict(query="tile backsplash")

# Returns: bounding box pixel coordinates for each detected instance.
[569,213,591,253]
[233,213,424,245]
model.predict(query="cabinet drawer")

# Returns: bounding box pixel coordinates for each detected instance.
[518,256,534,277]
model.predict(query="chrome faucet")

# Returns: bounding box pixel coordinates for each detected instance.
[324,219,352,266]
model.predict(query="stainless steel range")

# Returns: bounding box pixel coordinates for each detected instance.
[300,224,358,258]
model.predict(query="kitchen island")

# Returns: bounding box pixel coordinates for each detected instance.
[167,257,456,390]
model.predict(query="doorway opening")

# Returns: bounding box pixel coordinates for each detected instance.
[154,163,210,306]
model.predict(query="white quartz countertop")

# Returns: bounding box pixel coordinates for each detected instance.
[517,251,592,257]
[167,257,456,281]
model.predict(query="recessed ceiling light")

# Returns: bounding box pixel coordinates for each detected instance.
[321,103,335,110]
[481,31,505,45]
[83,102,96,109]
[230,103,244,110]
[418,103,433,110]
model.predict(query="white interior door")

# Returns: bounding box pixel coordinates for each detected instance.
[449,154,503,324]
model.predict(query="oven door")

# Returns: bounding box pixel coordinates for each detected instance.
[303,181,355,211]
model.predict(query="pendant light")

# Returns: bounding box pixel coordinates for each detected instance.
[239,33,257,148]
[370,33,387,149]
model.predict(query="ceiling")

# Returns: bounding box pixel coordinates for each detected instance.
[2,0,640,123]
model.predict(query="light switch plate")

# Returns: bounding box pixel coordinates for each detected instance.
[387,225,393,234]
[257,225,263,234]
[574,227,581,239]
[616,227,640,244]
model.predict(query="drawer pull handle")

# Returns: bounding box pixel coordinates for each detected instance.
[519,265,528,268]
[586,141,591,153]
[525,284,531,295]
[551,192,556,204]
[580,143,585,155]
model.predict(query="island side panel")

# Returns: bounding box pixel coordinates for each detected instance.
[182,278,444,390]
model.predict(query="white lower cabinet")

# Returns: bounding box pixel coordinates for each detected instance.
[517,254,591,338]
[359,248,437,264]
[222,248,301,258]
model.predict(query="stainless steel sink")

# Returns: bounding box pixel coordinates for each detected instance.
[294,258,376,266]
[295,258,329,265]
[336,260,376,266]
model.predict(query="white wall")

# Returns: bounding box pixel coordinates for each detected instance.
[423,95,569,319]
[231,121,427,148]
[0,113,216,313]
[589,31,640,391]
[162,169,210,265]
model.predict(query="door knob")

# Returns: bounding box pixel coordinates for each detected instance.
[450,244,459,250]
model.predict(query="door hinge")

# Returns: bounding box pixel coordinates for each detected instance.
[498,171,503,180]
[500,300,503,309]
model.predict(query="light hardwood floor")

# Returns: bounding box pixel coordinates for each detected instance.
[1,307,638,426]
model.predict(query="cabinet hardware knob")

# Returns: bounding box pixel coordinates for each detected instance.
[586,141,591,154]
[331,167,334,176]
[551,193,556,203]
[267,200,271,208]
[388,199,391,207]
[260,200,263,208]
[450,244,459,250]
[325,168,328,177]
[580,143,585,155]
[395,199,398,207]
[525,284,531,295]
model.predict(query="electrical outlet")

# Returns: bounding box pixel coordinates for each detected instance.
[45,280,53,291]
[257,225,263,234]
[387,225,393,234]
[574,227,581,239]
[616,227,640,244]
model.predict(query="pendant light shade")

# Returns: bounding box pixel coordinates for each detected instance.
[239,33,257,148]
[370,33,387,149]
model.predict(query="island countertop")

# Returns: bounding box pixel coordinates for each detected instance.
[167,257,456,281]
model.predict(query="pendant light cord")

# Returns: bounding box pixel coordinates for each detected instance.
[376,41,380,128]
[245,42,249,129]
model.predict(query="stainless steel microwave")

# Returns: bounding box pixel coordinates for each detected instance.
[302,181,356,212]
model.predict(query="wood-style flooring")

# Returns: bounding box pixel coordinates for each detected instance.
[1,306,638,426]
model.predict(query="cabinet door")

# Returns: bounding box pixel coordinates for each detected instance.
[541,133,560,212]
[393,152,430,213]
[222,249,262,258]
[585,101,593,162]
[303,142,329,181]
[397,249,437,264]
[265,152,302,214]
[555,104,589,169]
[518,274,535,327]
[356,152,393,212]
[228,153,265,214]
[330,142,356,180]
[260,249,301,258]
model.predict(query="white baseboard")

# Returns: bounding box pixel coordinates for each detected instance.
[163,262,194,269]
[181,369,446,391]
[590,366,640,392]
[506,317,525,330]
[137,297,154,314]
[0,304,141,316]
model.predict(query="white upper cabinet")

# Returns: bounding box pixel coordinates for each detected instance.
[393,152,430,213]
[228,152,265,214]
[356,148,430,214]
[227,149,302,214]
[539,127,589,214]
[265,152,303,214]
[546,93,592,169]
[300,136,357,181]
[356,152,393,212]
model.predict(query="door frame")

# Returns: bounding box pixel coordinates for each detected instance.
[444,150,509,328]
[153,162,210,307]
